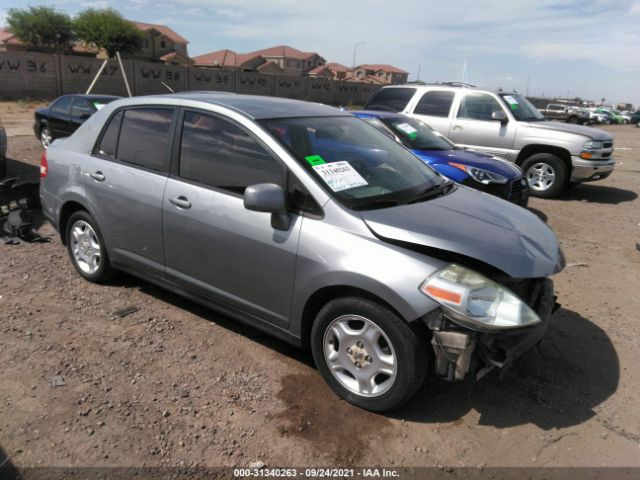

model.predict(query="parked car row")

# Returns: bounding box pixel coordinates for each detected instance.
[364,84,615,198]
[40,92,565,412]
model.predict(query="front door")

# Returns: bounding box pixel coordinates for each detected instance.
[163,110,301,328]
[448,92,517,159]
[84,107,176,276]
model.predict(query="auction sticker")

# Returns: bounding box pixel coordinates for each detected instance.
[312,161,368,192]
[396,122,418,139]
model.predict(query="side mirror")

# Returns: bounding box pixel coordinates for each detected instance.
[492,110,508,124]
[244,183,291,231]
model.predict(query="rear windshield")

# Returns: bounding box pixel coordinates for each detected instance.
[365,88,416,112]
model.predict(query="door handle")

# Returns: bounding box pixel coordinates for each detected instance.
[90,171,105,182]
[169,196,192,209]
[452,124,463,131]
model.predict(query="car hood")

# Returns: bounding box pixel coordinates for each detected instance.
[526,121,612,141]
[361,186,564,278]
[412,148,523,179]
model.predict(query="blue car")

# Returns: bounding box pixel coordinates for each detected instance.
[353,111,529,206]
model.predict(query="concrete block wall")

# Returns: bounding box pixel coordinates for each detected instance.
[0,51,381,105]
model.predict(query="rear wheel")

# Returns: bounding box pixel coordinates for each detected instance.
[65,211,115,283]
[0,155,6,179]
[522,153,568,198]
[311,297,427,412]
[567,116,579,124]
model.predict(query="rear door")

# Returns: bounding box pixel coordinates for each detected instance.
[162,109,301,328]
[447,92,517,159]
[408,89,456,136]
[84,106,176,277]
[48,96,73,137]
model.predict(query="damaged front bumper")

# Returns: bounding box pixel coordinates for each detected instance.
[425,278,555,381]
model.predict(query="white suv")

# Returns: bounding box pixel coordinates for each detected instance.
[365,84,615,198]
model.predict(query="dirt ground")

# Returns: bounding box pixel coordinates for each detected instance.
[1,101,639,472]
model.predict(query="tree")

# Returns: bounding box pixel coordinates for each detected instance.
[6,6,74,52]
[73,8,142,58]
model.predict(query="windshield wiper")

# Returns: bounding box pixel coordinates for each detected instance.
[350,198,404,211]
[405,181,455,204]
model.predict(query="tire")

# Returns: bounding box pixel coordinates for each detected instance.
[0,155,6,179]
[567,116,579,124]
[40,123,52,149]
[636,121,640,128]
[65,210,115,283]
[311,297,428,412]
[521,153,568,198]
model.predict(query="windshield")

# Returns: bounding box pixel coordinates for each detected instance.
[499,94,546,121]
[260,116,446,211]
[379,116,454,151]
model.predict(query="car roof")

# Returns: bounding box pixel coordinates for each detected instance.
[121,92,349,120]
[376,84,519,95]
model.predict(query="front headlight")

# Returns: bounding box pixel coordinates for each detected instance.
[582,140,603,151]
[420,264,541,331]
[448,162,508,184]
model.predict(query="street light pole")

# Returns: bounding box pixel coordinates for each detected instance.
[352,41,366,68]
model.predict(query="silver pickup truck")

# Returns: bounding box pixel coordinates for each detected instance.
[365,84,615,198]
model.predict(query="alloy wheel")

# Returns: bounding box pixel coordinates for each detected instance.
[70,220,101,275]
[526,162,556,192]
[323,315,397,397]
[40,128,52,149]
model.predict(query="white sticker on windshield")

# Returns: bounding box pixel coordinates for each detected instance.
[503,95,519,105]
[395,122,418,136]
[312,161,368,192]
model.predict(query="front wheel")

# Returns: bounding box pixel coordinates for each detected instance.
[311,297,427,412]
[521,153,568,198]
[65,211,115,283]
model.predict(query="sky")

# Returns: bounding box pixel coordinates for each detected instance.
[1,0,639,105]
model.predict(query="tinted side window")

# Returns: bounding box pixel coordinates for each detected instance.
[414,91,455,117]
[71,98,92,118]
[457,94,503,121]
[97,111,123,158]
[179,111,283,194]
[51,97,73,115]
[365,88,416,112]
[118,108,173,172]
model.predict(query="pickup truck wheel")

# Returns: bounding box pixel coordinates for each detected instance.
[522,153,567,198]
[65,211,116,283]
[567,116,579,124]
[40,124,52,149]
[311,297,427,412]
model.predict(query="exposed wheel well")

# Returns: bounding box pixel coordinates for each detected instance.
[516,144,572,173]
[58,201,86,244]
[300,285,408,350]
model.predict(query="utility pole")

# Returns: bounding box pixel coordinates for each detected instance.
[352,41,365,68]
[416,63,421,82]
[526,75,530,96]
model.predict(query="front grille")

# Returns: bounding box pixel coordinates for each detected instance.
[602,152,611,158]
[603,141,613,149]
[510,178,527,194]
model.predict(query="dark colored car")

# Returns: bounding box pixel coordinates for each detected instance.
[34,94,120,148]
[0,120,6,178]
[631,111,640,127]
[353,111,529,206]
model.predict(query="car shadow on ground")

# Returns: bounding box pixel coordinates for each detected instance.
[108,274,619,430]
[527,207,548,223]
[395,307,619,429]
[556,183,637,204]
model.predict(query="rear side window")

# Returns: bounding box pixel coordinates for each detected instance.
[51,97,73,115]
[179,111,283,194]
[414,91,455,117]
[118,108,174,171]
[71,98,92,118]
[457,93,504,121]
[97,111,123,158]
[365,88,416,112]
